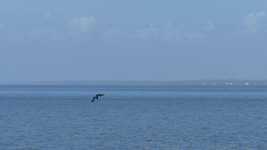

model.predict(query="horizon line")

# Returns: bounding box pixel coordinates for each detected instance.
[1,79,267,85]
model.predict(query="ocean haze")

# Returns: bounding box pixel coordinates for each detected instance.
[1,0,267,82]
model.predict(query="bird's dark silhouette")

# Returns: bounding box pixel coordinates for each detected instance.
[91,94,104,103]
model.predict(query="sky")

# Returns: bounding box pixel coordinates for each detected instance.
[0,0,267,82]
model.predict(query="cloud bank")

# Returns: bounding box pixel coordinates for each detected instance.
[68,16,97,33]
[244,11,266,32]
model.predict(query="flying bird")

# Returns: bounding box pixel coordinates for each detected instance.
[91,94,105,103]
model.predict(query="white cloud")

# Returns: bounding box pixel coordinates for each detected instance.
[134,22,208,42]
[160,22,183,41]
[135,24,160,40]
[134,23,182,41]
[68,16,97,33]
[244,11,266,32]
[66,17,210,42]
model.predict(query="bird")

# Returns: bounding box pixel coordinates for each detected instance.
[91,94,105,103]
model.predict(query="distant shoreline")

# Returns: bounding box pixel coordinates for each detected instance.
[1,80,267,86]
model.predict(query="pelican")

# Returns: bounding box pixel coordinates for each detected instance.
[91,94,104,103]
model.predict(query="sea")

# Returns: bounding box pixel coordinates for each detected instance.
[0,83,267,150]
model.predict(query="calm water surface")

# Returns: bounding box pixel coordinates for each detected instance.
[0,85,267,150]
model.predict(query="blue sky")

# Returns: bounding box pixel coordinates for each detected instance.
[0,0,267,82]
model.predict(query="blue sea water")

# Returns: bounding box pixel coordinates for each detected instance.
[0,84,267,150]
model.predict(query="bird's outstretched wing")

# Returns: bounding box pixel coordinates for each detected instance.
[91,97,96,103]
[91,94,104,103]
